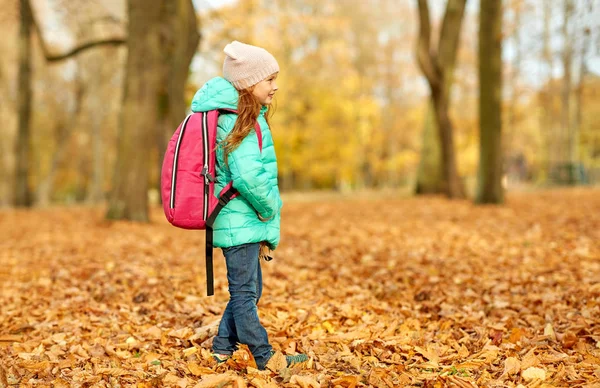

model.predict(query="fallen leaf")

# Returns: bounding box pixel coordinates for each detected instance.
[503,357,521,376]
[561,331,578,349]
[415,345,440,366]
[95,367,145,378]
[508,328,525,343]
[183,346,198,357]
[332,375,359,388]
[0,190,598,386]
[228,344,257,370]
[322,321,335,333]
[169,327,193,340]
[51,378,70,388]
[522,367,546,381]
[289,375,319,388]
[194,373,247,388]
[143,326,162,340]
[520,350,540,370]
[19,360,50,372]
[187,362,215,376]
[265,351,287,372]
[543,323,556,341]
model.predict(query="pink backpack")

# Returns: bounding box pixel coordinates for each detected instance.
[160,110,262,296]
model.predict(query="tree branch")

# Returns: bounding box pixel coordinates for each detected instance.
[438,0,467,70]
[29,0,126,62]
[416,0,440,87]
[43,38,126,62]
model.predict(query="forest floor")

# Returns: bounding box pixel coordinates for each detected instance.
[1,188,599,387]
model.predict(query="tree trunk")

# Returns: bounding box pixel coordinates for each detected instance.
[541,1,558,178]
[35,120,68,205]
[476,0,504,204]
[507,0,522,157]
[415,102,445,194]
[15,0,33,207]
[415,0,467,199]
[36,70,86,206]
[106,0,164,221]
[88,92,106,204]
[0,62,12,207]
[573,3,592,166]
[562,0,574,168]
[431,82,465,198]
[155,0,200,199]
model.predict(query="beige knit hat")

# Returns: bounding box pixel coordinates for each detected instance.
[222,41,279,90]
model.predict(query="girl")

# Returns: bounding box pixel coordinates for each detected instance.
[190,41,308,370]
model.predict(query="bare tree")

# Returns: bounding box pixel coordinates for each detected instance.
[13,0,127,207]
[476,0,504,204]
[415,0,467,199]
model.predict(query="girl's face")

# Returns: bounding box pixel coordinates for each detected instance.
[251,73,278,105]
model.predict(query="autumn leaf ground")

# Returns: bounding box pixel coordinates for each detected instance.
[1,188,599,387]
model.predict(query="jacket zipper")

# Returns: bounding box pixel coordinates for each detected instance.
[202,112,209,221]
[170,114,192,209]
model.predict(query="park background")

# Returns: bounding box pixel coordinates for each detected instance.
[1,0,599,387]
[1,0,599,209]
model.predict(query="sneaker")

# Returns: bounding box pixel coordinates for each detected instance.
[262,350,310,370]
[212,353,231,364]
[268,350,309,367]
[285,353,309,367]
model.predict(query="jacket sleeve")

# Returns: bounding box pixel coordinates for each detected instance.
[226,124,281,220]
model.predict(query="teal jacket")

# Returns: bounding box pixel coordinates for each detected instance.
[191,77,282,249]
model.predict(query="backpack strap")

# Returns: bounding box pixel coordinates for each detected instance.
[254,122,262,151]
[204,110,263,296]
[206,182,238,228]
[205,227,215,296]
[204,183,238,296]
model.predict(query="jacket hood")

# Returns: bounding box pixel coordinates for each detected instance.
[191,76,268,114]
[191,77,239,112]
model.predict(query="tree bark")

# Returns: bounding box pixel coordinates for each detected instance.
[541,1,558,176]
[573,2,592,166]
[106,0,164,221]
[155,0,200,198]
[88,92,106,204]
[562,0,574,169]
[0,61,11,206]
[36,69,86,206]
[415,102,444,194]
[507,0,522,151]
[15,0,33,207]
[476,0,504,204]
[415,0,467,199]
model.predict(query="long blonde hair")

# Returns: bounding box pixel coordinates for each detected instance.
[222,88,274,165]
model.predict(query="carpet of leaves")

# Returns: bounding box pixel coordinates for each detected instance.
[1,188,599,388]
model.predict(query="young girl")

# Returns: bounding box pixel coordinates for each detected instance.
[190,41,307,370]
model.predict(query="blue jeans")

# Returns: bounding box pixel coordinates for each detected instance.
[212,243,272,369]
